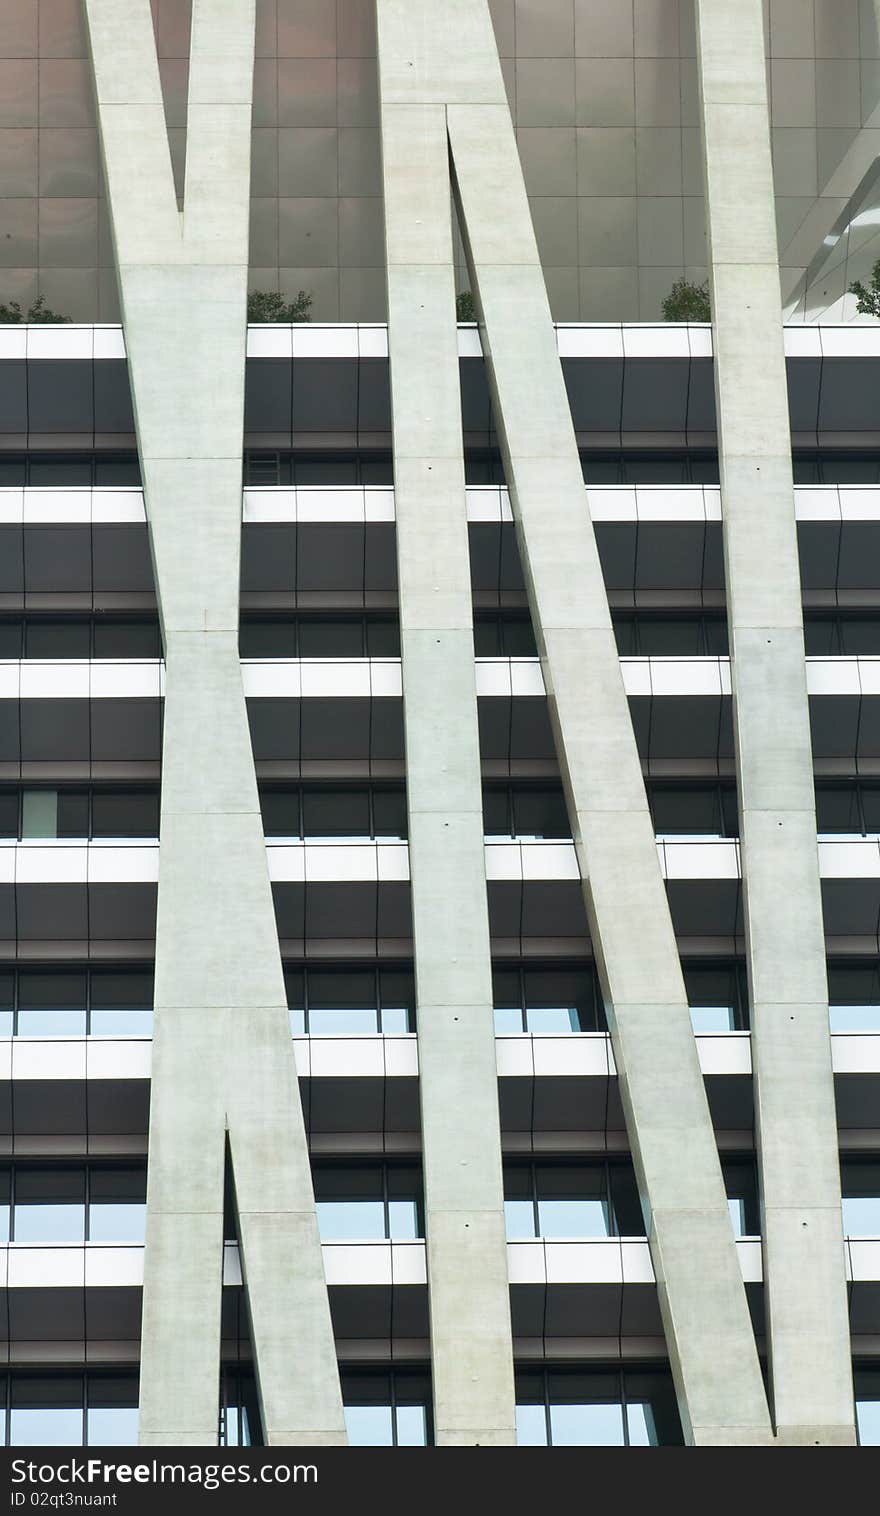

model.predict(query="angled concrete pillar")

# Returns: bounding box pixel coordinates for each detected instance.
[376,0,772,1447]
[84,0,345,1446]
[376,13,516,1447]
[695,0,855,1445]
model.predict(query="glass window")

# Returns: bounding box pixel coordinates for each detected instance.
[722,1161,760,1236]
[365,619,400,657]
[684,961,748,1032]
[57,791,90,838]
[483,789,511,838]
[88,1167,147,1243]
[10,1406,82,1445]
[515,1403,548,1444]
[550,1400,625,1445]
[473,617,502,656]
[261,790,302,838]
[89,969,153,1036]
[86,1407,138,1445]
[93,620,161,659]
[840,619,880,656]
[815,785,863,834]
[21,790,58,839]
[13,1168,86,1243]
[17,970,87,1036]
[501,618,538,657]
[25,620,91,659]
[857,1400,880,1446]
[650,785,724,837]
[522,966,604,1033]
[372,789,407,838]
[0,791,18,837]
[317,1200,386,1240]
[239,620,297,658]
[302,788,370,837]
[298,620,364,658]
[828,962,880,1031]
[91,791,159,839]
[344,1405,394,1445]
[512,788,570,839]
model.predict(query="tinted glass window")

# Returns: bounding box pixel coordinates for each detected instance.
[93,620,161,659]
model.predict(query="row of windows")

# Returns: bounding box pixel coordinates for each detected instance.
[7,781,880,844]
[6,1365,880,1447]
[2,451,879,492]
[3,610,880,663]
[1,961,879,1039]
[9,1158,880,1247]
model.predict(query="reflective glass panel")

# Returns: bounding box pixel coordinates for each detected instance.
[344,1406,394,1446]
[549,1402,625,1446]
[10,1409,82,1446]
[394,1406,427,1446]
[316,1201,385,1240]
[842,1196,880,1236]
[86,1408,138,1445]
[515,1404,548,1445]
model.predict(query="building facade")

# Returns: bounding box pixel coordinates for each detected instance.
[0,0,878,1448]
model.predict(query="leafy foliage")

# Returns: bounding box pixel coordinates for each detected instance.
[247,288,313,323]
[456,290,477,321]
[661,278,711,323]
[0,294,71,324]
[850,260,880,318]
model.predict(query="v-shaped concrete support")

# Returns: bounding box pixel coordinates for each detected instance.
[376,0,773,1446]
[83,0,345,1446]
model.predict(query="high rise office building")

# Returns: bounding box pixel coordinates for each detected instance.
[0,0,879,1449]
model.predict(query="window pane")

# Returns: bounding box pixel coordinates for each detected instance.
[93,620,161,659]
[494,1006,524,1034]
[0,792,18,837]
[394,1405,427,1447]
[87,1407,139,1445]
[861,787,880,833]
[626,1402,659,1447]
[483,789,511,837]
[815,786,862,833]
[512,789,570,839]
[89,1204,146,1243]
[91,792,159,838]
[387,1200,419,1239]
[25,620,90,658]
[549,1402,625,1446]
[240,620,296,658]
[372,789,407,838]
[309,1008,378,1034]
[857,1400,880,1445]
[537,1198,610,1238]
[18,970,87,1036]
[90,1009,153,1036]
[609,1165,644,1236]
[515,1404,548,1445]
[501,618,537,656]
[261,791,302,837]
[650,786,720,836]
[299,620,364,657]
[365,619,400,657]
[473,618,501,656]
[379,1006,410,1034]
[15,1203,85,1242]
[525,1005,582,1033]
[842,1197,880,1236]
[57,792,90,838]
[21,790,57,838]
[317,1201,385,1240]
[690,1005,736,1032]
[344,1406,394,1446]
[302,789,370,837]
[10,1408,82,1445]
[829,1005,880,1031]
[0,1204,9,1242]
[504,1199,535,1239]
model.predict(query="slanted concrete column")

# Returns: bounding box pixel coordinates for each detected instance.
[84,0,345,1446]
[376,12,516,1447]
[376,0,772,1447]
[695,0,855,1445]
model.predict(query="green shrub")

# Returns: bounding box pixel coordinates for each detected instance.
[661,278,711,322]
[456,290,477,321]
[850,259,880,318]
[247,288,313,323]
[0,294,70,323]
